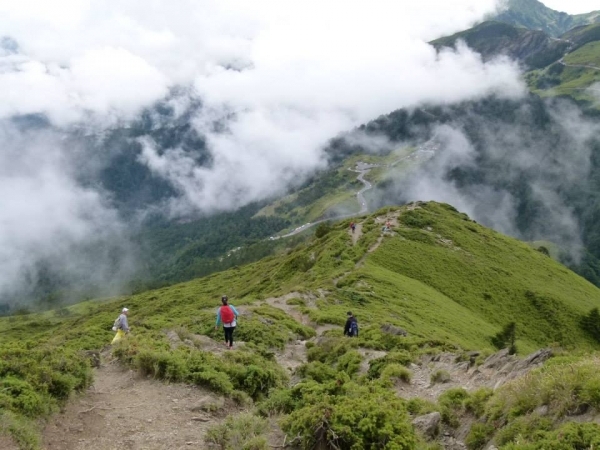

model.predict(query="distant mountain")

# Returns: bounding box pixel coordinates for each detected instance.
[493,0,600,37]
[431,21,569,69]
[433,19,600,103]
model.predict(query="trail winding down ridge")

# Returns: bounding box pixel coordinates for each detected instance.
[272,137,439,240]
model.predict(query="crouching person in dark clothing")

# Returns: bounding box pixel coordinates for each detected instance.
[344,311,359,337]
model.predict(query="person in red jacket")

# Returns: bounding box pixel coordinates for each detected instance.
[215,295,239,349]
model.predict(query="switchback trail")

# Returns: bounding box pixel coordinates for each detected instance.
[273,137,439,240]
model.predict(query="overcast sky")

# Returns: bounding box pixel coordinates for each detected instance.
[0,0,552,297]
[542,0,599,14]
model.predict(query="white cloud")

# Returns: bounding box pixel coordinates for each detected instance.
[0,124,134,298]
[0,0,530,297]
[538,0,599,14]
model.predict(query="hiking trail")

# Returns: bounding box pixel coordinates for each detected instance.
[40,287,561,450]
[42,354,237,450]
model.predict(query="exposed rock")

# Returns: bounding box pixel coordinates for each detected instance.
[534,405,549,416]
[487,445,498,450]
[412,412,441,439]
[166,330,182,348]
[480,348,512,370]
[83,350,101,368]
[456,362,470,372]
[189,395,225,413]
[380,324,408,336]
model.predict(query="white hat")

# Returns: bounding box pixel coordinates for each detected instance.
[122,307,129,313]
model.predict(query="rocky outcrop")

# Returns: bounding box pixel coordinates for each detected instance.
[381,324,408,336]
[473,348,552,390]
[412,412,441,439]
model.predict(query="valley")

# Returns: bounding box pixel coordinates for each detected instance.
[5,1,600,449]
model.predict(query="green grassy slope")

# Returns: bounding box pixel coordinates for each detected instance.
[3,201,600,447]
[431,21,568,69]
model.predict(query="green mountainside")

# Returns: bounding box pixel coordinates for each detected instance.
[3,202,600,448]
[433,20,600,103]
[493,0,600,37]
[431,21,569,69]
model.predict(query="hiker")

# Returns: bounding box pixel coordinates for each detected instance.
[215,295,239,349]
[350,222,356,234]
[111,307,130,344]
[344,311,359,337]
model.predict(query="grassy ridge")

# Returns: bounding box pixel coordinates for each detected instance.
[3,202,600,447]
[365,204,600,352]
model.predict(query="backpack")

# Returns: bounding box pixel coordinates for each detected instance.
[350,320,359,337]
[220,305,235,324]
[112,316,121,331]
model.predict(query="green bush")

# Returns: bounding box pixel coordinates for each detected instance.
[465,423,494,450]
[282,383,416,450]
[463,388,493,418]
[337,350,363,376]
[494,415,553,447]
[298,361,337,383]
[400,210,434,229]
[491,322,517,354]
[501,422,600,449]
[257,388,295,416]
[205,412,268,450]
[430,370,451,384]
[380,364,412,385]
[368,351,412,379]
[438,388,470,428]
[406,398,437,416]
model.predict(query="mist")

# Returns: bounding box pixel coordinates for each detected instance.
[372,97,600,262]
[0,0,531,304]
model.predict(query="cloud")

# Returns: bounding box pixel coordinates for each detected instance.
[0,0,530,300]
[387,97,600,261]
[0,123,135,302]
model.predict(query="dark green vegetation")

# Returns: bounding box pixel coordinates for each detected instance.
[493,0,600,37]
[3,202,600,448]
[431,21,569,69]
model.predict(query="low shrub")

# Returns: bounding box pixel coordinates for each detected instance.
[367,351,412,379]
[380,364,412,385]
[281,381,416,450]
[430,370,451,384]
[406,397,437,416]
[205,412,268,450]
[501,422,600,449]
[465,423,494,450]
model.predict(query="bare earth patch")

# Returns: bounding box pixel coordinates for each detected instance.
[0,434,19,450]
[42,357,235,450]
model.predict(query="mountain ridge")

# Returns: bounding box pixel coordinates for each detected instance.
[493,0,600,37]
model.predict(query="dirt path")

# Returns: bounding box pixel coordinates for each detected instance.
[349,223,363,245]
[42,357,233,450]
[0,435,19,450]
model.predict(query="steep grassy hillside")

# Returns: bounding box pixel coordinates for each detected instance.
[431,21,568,69]
[493,0,600,37]
[3,202,600,448]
